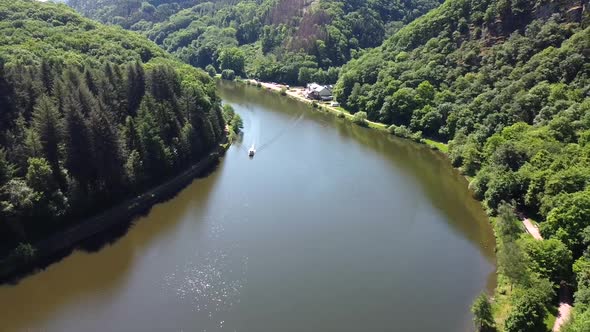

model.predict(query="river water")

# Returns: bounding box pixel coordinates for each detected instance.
[0,81,495,332]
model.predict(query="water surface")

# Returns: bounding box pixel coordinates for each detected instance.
[0,81,495,331]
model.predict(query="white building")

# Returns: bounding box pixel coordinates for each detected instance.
[305,83,333,101]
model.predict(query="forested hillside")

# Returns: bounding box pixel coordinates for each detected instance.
[68,0,443,84]
[334,0,590,329]
[0,1,226,260]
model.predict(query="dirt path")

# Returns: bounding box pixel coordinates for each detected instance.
[519,215,572,330]
[553,286,573,332]
[522,218,543,240]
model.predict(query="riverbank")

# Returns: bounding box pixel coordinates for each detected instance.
[231,78,503,330]
[0,144,227,282]
[242,79,449,153]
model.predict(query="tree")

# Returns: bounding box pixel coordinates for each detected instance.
[63,99,95,190]
[521,237,572,284]
[89,108,125,193]
[471,293,495,331]
[205,64,216,78]
[136,95,170,178]
[0,149,13,185]
[562,308,590,332]
[10,242,37,263]
[499,241,531,287]
[353,111,368,126]
[496,203,522,243]
[347,82,363,112]
[221,69,236,81]
[32,95,62,181]
[543,189,590,256]
[0,179,37,221]
[504,293,547,332]
[389,87,418,125]
[126,61,145,116]
[26,157,56,195]
[25,157,67,217]
[218,47,245,76]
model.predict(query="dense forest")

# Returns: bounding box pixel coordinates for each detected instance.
[68,0,443,84]
[333,0,590,329]
[0,1,227,261]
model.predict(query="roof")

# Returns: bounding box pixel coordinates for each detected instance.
[307,83,332,94]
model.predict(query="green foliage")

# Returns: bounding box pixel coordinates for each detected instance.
[221,69,236,81]
[498,241,531,287]
[10,243,37,263]
[69,0,443,85]
[0,0,226,257]
[561,308,590,332]
[504,292,547,332]
[222,104,243,136]
[205,64,216,78]
[495,203,522,243]
[542,189,590,257]
[332,16,590,309]
[218,47,245,76]
[572,257,590,310]
[471,293,495,331]
[352,111,368,126]
[520,237,573,284]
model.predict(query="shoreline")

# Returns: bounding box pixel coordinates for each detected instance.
[230,77,505,325]
[243,79,449,153]
[0,144,227,282]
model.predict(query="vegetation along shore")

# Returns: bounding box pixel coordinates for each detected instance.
[0,1,240,281]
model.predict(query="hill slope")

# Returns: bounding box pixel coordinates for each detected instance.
[0,0,226,260]
[67,0,444,84]
[334,0,590,329]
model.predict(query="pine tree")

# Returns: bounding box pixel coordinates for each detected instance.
[0,60,15,131]
[122,116,140,153]
[84,68,99,96]
[90,106,125,193]
[136,95,169,178]
[63,97,95,191]
[32,95,62,183]
[0,148,14,186]
[126,61,145,116]
[76,84,99,115]
[40,59,54,94]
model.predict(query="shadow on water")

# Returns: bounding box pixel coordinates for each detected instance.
[1,160,223,285]
[0,159,226,331]
[343,120,495,260]
[80,160,222,253]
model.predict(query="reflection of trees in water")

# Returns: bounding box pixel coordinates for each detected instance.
[0,165,224,331]
[326,113,496,264]
[221,81,495,266]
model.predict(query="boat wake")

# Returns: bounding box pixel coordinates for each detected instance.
[236,112,305,157]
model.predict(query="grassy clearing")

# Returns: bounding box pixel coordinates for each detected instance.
[423,138,449,153]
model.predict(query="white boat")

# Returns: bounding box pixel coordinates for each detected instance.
[248,146,256,157]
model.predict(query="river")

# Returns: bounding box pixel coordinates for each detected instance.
[0,81,495,332]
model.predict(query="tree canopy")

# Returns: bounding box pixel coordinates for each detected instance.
[0,0,226,259]
[68,0,444,84]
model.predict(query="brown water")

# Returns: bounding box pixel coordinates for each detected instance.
[0,81,495,332]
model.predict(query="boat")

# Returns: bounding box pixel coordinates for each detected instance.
[248,145,256,157]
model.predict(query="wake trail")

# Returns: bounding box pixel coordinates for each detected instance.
[258,113,305,152]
